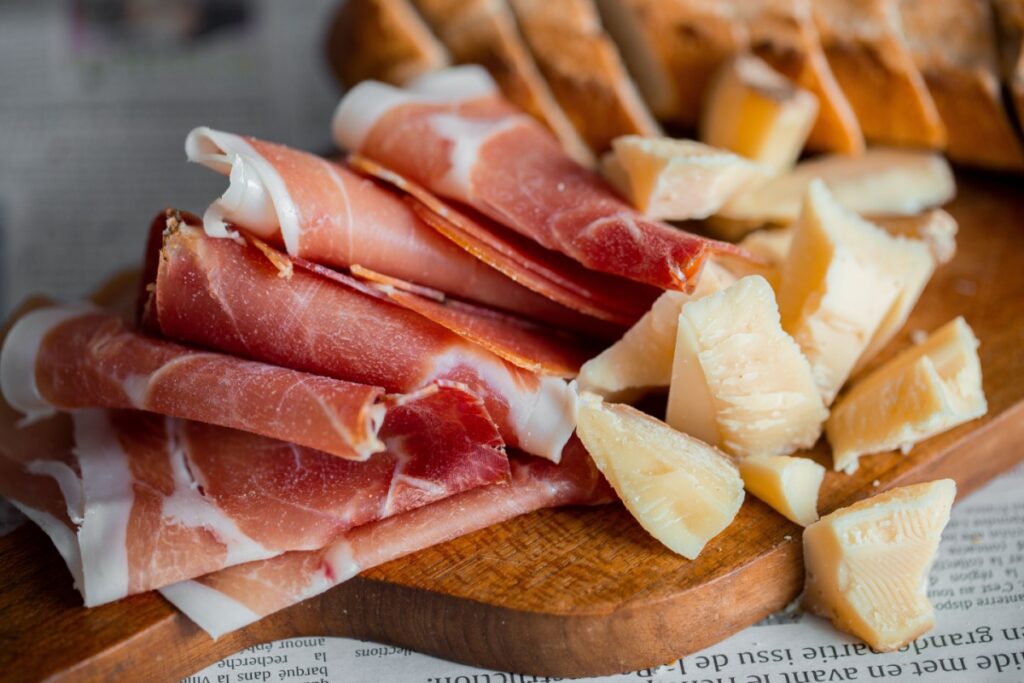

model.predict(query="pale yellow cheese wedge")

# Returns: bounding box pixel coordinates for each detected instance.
[718,148,955,226]
[578,261,735,399]
[700,54,819,173]
[666,275,828,458]
[778,181,905,404]
[802,479,956,652]
[601,137,765,220]
[577,393,744,559]
[736,207,956,295]
[739,454,825,526]
[872,209,958,266]
[827,317,987,473]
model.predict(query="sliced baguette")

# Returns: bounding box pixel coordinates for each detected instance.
[411,0,595,165]
[595,0,745,126]
[326,0,450,87]
[813,0,945,149]
[994,0,1024,129]
[509,0,661,154]
[735,0,864,155]
[898,0,1024,170]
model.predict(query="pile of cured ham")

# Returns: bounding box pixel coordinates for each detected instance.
[0,65,986,652]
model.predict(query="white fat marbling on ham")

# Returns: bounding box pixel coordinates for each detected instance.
[430,348,578,463]
[429,113,527,202]
[26,459,83,524]
[334,66,498,152]
[186,127,302,254]
[0,304,96,424]
[73,410,134,606]
[159,579,262,639]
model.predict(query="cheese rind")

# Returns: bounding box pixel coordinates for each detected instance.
[802,479,956,652]
[827,317,988,473]
[718,148,955,226]
[700,54,819,172]
[602,136,764,220]
[576,393,744,560]
[578,261,735,398]
[666,275,828,458]
[778,181,905,404]
[739,455,824,526]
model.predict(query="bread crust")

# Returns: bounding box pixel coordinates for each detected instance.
[509,0,661,154]
[899,0,1024,170]
[412,0,595,165]
[813,0,945,149]
[326,0,450,87]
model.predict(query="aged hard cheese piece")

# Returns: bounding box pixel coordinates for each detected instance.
[577,393,744,559]
[738,455,824,526]
[578,261,735,399]
[700,54,818,172]
[898,0,1024,170]
[812,0,945,149]
[827,317,987,473]
[802,479,956,652]
[509,0,661,154]
[601,136,765,220]
[718,148,955,226]
[410,0,594,165]
[735,0,864,156]
[326,0,450,87]
[737,207,957,290]
[778,181,903,404]
[666,275,827,458]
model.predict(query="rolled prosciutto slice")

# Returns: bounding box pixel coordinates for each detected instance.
[1,303,388,460]
[150,220,579,462]
[0,382,507,605]
[161,438,614,638]
[184,127,599,332]
[332,66,740,291]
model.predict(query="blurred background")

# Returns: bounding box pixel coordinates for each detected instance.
[0,0,341,314]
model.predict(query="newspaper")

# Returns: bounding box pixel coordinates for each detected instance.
[188,464,1024,683]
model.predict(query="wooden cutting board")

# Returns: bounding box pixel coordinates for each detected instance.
[1,173,1022,682]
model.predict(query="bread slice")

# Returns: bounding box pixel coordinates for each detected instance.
[994,0,1024,129]
[325,0,450,87]
[898,0,1024,170]
[813,0,945,149]
[411,0,595,165]
[594,0,745,127]
[509,0,661,154]
[734,0,864,155]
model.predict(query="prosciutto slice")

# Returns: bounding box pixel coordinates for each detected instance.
[0,382,507,605]
[348,155,659,326]
[161,438,614,638]
[184,127,600,331]
[150,221,578,462]
[332,66,741,291]
[1,303,388,460]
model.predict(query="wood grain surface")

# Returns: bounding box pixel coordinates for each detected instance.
[1,172,1022,682]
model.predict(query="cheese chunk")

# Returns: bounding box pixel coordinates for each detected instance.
[872,209,958,266]
[827,317,987,473]
[666,275,827,458]
[718,148,955,225]
[739,455,825,526]
[577,393,744,559]
[700,54,819,173]
[735,227,794,290]
[802,479,956,652]
[602,136,764,220]
[578,261,735,399]
[778,181,905,404]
